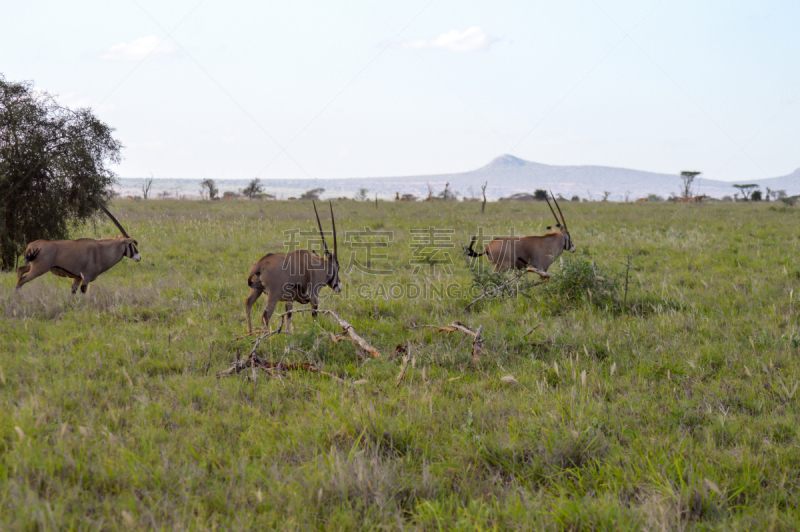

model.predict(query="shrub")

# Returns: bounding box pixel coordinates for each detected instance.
[543,256,619,308]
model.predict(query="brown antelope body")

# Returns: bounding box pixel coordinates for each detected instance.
[245,201,341,333]
[466,193,574,273]
[16,199,140,294]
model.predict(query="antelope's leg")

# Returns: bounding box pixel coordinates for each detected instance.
[71,278,81,294]
[311,293,319,320]
[15,262,49,290]
[284,301,294,333]
[16,263,31,280]
[260,293,280,332]
[244,287,263,333]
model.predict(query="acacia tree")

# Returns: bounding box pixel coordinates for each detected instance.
[680,171,701,199]
[300,188,324,200]
[200,178,218,200]
[241,178,263,199]
[733,184,759,201]
[0,75,122,271]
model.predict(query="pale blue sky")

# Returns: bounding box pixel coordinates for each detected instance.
[2,0,798,181]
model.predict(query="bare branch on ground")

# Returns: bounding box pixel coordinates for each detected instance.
[465,267,550,310]
[274,308,381,357]
[424,321,485,363]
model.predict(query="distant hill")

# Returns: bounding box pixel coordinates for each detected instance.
[115,155,800,200]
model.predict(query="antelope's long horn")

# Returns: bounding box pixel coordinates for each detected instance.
[312,201,330,255]
[329,200,338,262]
[91,197,130,238]
[550,190,568,232]
[544,194,561,228]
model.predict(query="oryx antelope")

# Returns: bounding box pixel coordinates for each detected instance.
[466,192,575,273]
[245,201,342,333]
[16,198,141,294]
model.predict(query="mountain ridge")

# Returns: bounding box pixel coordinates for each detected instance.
[114,155,800,200]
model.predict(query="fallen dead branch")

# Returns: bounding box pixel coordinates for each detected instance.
[465,267,551,310]
[424,321,485,363]
[275,308,381,357]
[521,323,543,339]
[217,334,347,383]
[423,321,478,338]
[216,352,346,383]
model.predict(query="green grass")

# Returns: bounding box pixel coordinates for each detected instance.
[2,199,800,530]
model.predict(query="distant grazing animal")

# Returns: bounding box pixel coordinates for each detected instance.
[245,201,342,333]
[466,193,574,273]
[673,194,709,203]
[16,198,141,294]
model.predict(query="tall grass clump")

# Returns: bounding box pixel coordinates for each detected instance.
[543,256,619,310]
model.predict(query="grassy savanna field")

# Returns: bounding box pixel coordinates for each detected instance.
[2,198,800,530]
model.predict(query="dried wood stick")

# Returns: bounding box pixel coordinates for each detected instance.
[525,266,551,279]
[521,323,542,339]
[465,268,551,310]
[472,325,484,363]
[450,321,479,338]
[422,324,457,333]
[275,308,381,357]
[424,321,478,338]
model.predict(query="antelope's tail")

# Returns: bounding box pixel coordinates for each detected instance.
[465,236,485,257]
[24,247,40,263]
[248,272,264,291]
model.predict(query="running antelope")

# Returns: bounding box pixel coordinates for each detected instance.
[466,193,575,274]
[245,201,342,333]
[16,198,141,293]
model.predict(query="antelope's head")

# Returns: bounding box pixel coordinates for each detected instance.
[121,238,141,262]
[546,192,575,253]
[314,200,342,293]
[93,197,141,261]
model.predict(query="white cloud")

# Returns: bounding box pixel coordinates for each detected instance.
[100,35,178,61]
[401,27,496,53]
